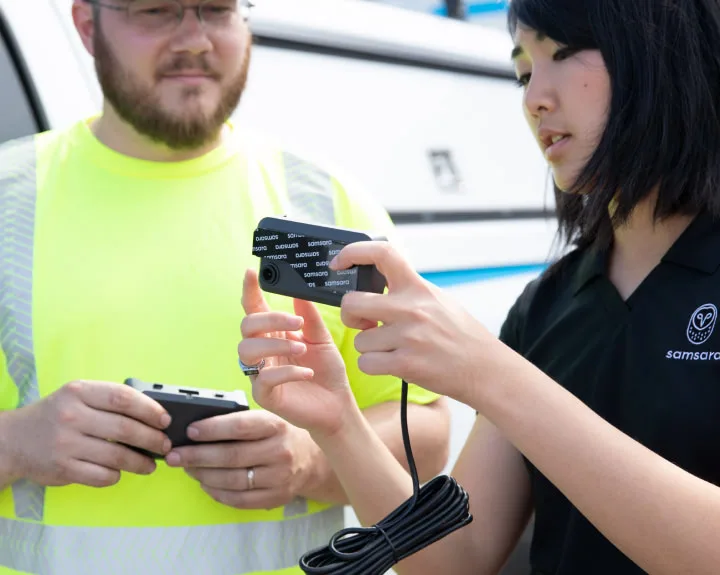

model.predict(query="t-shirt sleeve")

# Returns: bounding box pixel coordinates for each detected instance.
[497,276,543,355]
[328,170,440,409]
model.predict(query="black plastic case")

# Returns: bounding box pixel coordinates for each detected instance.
[124,378,250,458]
[251,216,387,307]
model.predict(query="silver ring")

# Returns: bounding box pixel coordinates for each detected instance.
[247,467,256,490]
[239,358,265,376]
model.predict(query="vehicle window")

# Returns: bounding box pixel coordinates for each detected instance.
[0,10,41,145]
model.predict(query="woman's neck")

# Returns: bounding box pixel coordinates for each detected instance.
[608,193,694,301]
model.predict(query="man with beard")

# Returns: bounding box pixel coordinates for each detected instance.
[0,1,450,574]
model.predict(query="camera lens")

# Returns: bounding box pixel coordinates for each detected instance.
[261,263,279,285]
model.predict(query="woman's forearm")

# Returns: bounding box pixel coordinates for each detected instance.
[474,347,720,575]
[313,406,479,575]
[314,406,415,527]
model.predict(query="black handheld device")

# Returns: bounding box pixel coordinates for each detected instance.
[251,216,387,307]
[124,378,250,458]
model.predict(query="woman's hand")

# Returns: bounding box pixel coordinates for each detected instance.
[238,269,360,439]
[331,242,505,406]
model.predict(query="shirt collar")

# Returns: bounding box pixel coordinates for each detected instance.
[572,244,607,296]
[661,211,720,274]
[571,211,720,296]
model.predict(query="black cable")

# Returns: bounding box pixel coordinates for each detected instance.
[299,380,473,574]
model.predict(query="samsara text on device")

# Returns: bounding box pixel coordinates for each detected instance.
[251,216,387,307]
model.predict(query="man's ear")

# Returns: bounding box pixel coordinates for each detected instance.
[71,1,97,57]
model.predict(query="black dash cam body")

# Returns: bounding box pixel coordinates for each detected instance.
[124,378,250,458]
[251,216,387,307]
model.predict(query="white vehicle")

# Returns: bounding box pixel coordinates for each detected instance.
[0,0,554,571]
[365,0,511,28]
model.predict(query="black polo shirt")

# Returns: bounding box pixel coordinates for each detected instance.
[499,210,720,575]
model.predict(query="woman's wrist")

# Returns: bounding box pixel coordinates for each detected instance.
[311,400,369,456]
[464,341,536,415]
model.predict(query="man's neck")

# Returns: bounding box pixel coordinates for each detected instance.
[91,105,226,163]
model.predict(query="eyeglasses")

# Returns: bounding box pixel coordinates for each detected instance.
[85,0,253,34]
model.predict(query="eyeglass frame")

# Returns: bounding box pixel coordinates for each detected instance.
[82,0,254,30]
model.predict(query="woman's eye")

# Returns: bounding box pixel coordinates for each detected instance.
[515,73,531,88]
[553,47,579,61]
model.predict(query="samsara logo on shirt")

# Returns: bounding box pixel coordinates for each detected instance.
[666,303,720,361]
[687,304,718,345]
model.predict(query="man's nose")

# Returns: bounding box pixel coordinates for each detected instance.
[169,7,213,54]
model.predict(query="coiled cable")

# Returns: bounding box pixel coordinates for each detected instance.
[299,380,473,574]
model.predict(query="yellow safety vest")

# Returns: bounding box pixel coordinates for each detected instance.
[0,131,350,575]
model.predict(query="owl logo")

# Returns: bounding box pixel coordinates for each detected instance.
[687,304,718,345]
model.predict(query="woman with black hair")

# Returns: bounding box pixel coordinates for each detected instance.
[237,0,720,573]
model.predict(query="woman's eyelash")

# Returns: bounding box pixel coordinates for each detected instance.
[514,47,580,87]
[553,47,579,61]
[515,74,530,88]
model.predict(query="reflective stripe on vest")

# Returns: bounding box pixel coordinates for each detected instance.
[0,136,343,573]
[0,507,344,574]
[281,151,336,225]
[0,136,45,523]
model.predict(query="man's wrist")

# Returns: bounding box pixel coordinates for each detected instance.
[297,430,333,499]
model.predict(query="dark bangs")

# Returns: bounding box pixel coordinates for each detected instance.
[507,0,720,252]
[507,0,596,52]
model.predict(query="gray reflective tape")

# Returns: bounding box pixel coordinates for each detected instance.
[283,496,309,518]
[0,137,45,522]
[282,152,336,225]
[0,506,344,575]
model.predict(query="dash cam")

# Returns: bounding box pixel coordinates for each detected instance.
[251,216,387,307]
[123,378,250,458]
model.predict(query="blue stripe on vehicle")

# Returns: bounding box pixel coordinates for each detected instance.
[433,1,509,16]
[420,263,547,288]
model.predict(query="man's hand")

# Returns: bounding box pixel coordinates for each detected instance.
[1,380,172,489]
[165,410,322,510]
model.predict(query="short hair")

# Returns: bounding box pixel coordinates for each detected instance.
[508,0,720,251]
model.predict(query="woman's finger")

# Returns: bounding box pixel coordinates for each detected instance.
[355,350,410,379]
[238,338,307,366]
[340,291,407,330]
[330,241,420,291]
[254,365,315,390]
[240,311,303,339]
[353,324,400,354]
[293,298,333,345]
[241,269,272,315]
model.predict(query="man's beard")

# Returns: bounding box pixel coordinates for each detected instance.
[93,27,250,151]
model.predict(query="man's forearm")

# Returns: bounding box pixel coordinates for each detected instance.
[300,398,450,505]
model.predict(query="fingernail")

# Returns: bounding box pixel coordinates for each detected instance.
[187,426,199,439]
[330,257,339,269]
[303,368,315,379]
[162,438,172,453]
[160,413,171,428]
[289,341,306,355]
[166,452,181,466]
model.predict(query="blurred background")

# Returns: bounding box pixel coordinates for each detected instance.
[0,0,555,572]
[364,0,510,29]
